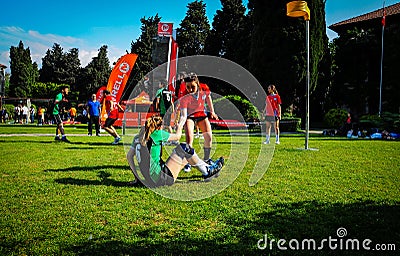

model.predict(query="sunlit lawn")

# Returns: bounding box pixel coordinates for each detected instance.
[0,124,399,255]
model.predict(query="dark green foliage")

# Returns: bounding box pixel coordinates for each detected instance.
[214,94,259,120]
[30,82,63,99]
[76,45,111,100]
[9,41,39,97]
[39,44,80,86]
[177,0,210,56]
[63,48,81,87]
[205,0,248,66]
[359,112,400,132]
[129,14,161,95]
[248,0,330,119]
[39,44,81,102]
[280,117,302,132]
[3,104,15,119]
[324,108,348,128]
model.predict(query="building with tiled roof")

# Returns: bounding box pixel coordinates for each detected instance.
[327,2,400,115]
[329,2,400,34]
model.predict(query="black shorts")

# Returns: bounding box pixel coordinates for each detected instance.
[156,163,174,187]
[104,117,117,128]
[188,116,207,123]
[53,114,62,125]
[265,116,279,122]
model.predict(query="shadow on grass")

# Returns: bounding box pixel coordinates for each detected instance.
[55,171,135,188]
[57,200,399,256]
[55,177,132,187]
[0,139,53,144]
[44,165,128,172]
[0,139,127,146]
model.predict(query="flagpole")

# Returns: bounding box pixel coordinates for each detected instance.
[305,19,310,149]
[286,1,312,150]
[379,1,386,117]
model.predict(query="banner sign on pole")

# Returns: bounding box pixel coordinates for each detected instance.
[158,23,173,36]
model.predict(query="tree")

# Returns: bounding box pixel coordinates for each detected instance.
[9,41,39,97]
[205,0,247,64]
[248,0,329,119]
[39,44,80,87]
[30,82,62,99]
[63,48,81,87]
[128,14,161,99]
[177,0,210,56]
[76,45,111,100]
[39,43,64,83]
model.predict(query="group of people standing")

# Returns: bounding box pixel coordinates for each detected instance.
[11,104,33,124]
[51,86,124,145]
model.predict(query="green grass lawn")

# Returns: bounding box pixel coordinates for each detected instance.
[0,124,399,255]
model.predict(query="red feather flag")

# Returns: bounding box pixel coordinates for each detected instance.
[381,9,386,27]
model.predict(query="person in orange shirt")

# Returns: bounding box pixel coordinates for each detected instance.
[69,106,77,122]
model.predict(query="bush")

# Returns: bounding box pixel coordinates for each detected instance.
[324,108,348,128]
[360,112,400,133]
[214,95,260,121]
[3,104,15,120]
[280,118,302,132]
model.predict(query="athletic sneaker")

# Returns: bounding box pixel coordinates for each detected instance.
[183,163,192,173]
[275,140,280,145]
[205,159,214,165]
[54,136,61,141]
[61,137,70,143]
[112,137,121,145]
[203,157,225,179]
[263,140,270,144]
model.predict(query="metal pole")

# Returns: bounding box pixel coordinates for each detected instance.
[379,24,384,117]
[305,20,310,150]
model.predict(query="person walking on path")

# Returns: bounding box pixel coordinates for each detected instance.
[53,85,70,142]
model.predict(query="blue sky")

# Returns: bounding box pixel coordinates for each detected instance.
[0,0,394,73]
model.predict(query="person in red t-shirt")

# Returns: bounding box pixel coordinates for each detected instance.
[179,73,218,172]
[102,90,124,145]
[263,84,282,144]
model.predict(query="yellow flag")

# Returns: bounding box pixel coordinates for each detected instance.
[287,1,310,21]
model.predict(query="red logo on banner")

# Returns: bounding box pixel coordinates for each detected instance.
[158,23,173,36]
